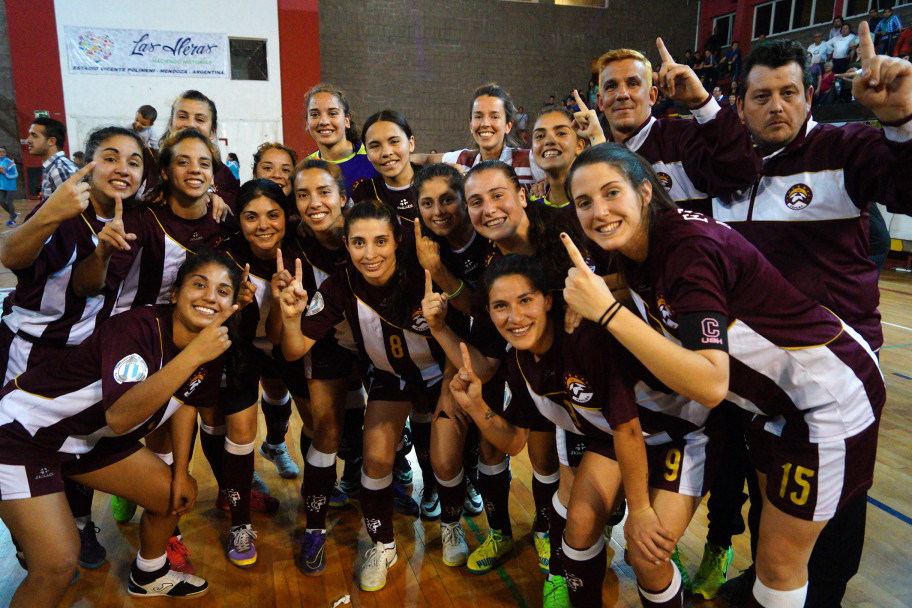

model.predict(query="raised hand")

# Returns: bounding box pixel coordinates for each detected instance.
[96,193,136,257]
[271,249,294,301]
[42,162,95,223]
[449,342,484,415]
[183,303,239,367]
[279,257,309,320]
[421,268,449,332]
[853,21,912,123]
[236,263,256,310]
[571,89,606,144]
[414,218,442,272]
[654,38,710,107]
[561,232,617,322]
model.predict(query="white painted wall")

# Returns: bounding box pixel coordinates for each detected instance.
[54,0,283,183]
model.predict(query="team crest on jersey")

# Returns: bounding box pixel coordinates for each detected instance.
[657,172,673,190]
[411,308,429,333]
[785,184,813,210]
[656,292,678,329]
[305,292,325,316]
[113,354,148,384]
[565,374,593,405]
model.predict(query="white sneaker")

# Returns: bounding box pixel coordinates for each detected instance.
[359,541,397,591]
[127,568,209,598]
[440,521,468,567]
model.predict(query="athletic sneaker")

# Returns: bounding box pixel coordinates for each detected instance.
[719,563,756,604]
[78,522,107,568]
[251,471,270,495]
[296,530,326,576]
[359,541,398,592]
[420,486,441,520]
[5,219,16,227]
[440,521,468,567]
[463,480,484,516]
[328,482,350,508]
[216,489,280,513]
[393,455,413,486]
[111,495,137,523]
[670,545,693,593]
[227,524,258,568]
[166,536,195,574]
[543,575,571,608]
[127,568,209,598]
[533,531,550,573]
[393,483,419,517]
[602,500,626,544]
[259,441,300,479]
[467,529,514,574]
[691,541,734,600]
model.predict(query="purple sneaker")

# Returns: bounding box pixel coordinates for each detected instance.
[296,530,326,576]
[228,524,258,568]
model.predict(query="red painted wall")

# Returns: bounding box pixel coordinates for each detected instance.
[698,0,846,55]
[278,0,321,156]
[6,0,67,194]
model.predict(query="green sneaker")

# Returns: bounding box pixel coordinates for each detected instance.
[670,545,692,594]
[533,531,550,573]
[112,495,137,523]
[466,529,514,574]
[691,542,734,600]
[543,575,571,608]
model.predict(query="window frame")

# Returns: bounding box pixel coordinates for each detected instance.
[750,0,841,39]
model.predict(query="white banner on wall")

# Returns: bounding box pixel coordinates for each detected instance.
[64,26,230,78]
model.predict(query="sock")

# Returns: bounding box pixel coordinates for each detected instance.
[303,446,337,530]
[410,413,435,495]
[360,471,395,544]
[223,437,255,527]
[752,578,808,608]
[262,392,292,446]
[131,552,169,584]
[532,469,559,534]
[477,458,512,538]
[549,492,568,577]
[199,422,227,488]
[299,428,313,462]
[338,405,365,464]
[637,561,683,607]
[435,469,466,525]
[563,535,608,608]
[462,425,481,487]
[63,478,94,520]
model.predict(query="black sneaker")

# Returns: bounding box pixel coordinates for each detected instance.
[78,522,107,568]
[719,563,755,604]
[128,569,209,598]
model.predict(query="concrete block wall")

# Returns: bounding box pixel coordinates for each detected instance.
[318,0,699,152]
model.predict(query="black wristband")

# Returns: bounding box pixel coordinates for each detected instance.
[604,301,623,327]
[599,301,622,328]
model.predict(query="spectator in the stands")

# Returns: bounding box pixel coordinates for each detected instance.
[808,32,829,80]
[828,22,858,74]
[712,85,728,106]
[515,106,529,132]
[829,15,844,40]
[587,79,598,108]
[700,48,719,89]
[72,151,85,169]
[814,61,839,105]
[867,8,883,35]
[894,17,912,58]
[683,49,696,69]
[718,40,742,81]
[875,8,903,54]
[705,25,725,57]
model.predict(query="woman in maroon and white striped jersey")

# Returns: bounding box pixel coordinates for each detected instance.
[279,200,468,592]
[0,250,241,606]
[562,144,885,608]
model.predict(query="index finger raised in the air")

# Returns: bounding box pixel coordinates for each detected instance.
[656,37,675,65]
[294,257,303,284]
[459,342,474,376]
[414,216,424,240]
[242,263,250,285]
[275,249,284,275]
[857,20,875,64]
[214,303,240,326]
[560,232,590,272]
[69,161,96,183]
[572,89,589,112]
[425,268,434,296]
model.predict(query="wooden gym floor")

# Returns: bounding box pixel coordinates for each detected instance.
[0,217,911,607]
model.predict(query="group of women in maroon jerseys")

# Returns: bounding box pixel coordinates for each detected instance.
[0,74,886,608]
